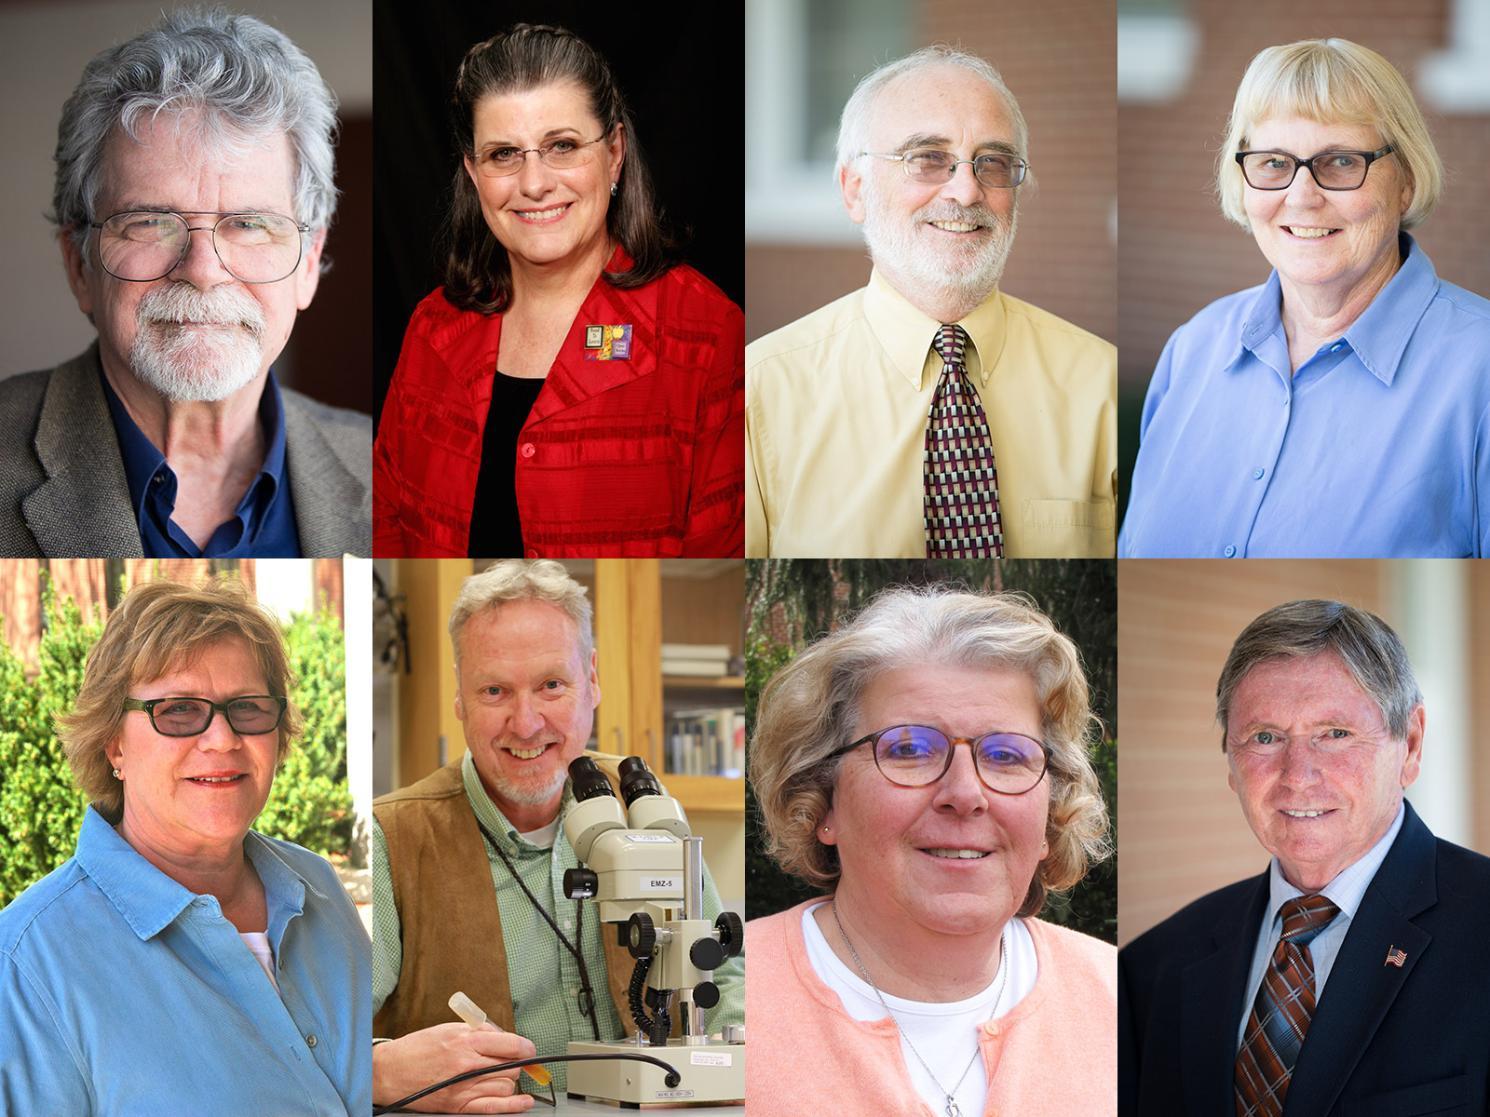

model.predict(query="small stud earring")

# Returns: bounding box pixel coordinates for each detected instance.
[610,182,619,197]
[112,768,122,779]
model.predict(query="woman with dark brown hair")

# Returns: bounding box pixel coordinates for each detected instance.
[373,24,743,558]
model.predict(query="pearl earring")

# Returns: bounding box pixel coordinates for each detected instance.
[112,768,122,779]
[610,182,619,197]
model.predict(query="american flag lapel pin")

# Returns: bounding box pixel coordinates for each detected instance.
[1384,945,1407,967]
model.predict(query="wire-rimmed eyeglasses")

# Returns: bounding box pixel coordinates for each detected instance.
[859,148,1029,190]
[123,695,288,737]
[826,724,1050,795]
[1234,145,1396,191]
[472,133,609,178]
[88,210,309,284]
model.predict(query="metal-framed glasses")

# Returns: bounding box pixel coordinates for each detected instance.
[860,148,1029,190]
[89,210,309,283]
[828,724,1050,795]
[1234,145,1396,191]
[473,133,609,178]
[123,695,288,737]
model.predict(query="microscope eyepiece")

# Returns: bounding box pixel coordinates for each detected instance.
[618,755,664,805]
[569,756,616,801]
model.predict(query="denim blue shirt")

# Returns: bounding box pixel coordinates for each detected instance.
[0,808,369,1115]
[1121,236,1490,557]
[101,370,303,557]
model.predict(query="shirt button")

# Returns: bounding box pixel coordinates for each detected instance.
[306,1034,318,1049]
[152,474,165,486]
[1252,468,1265,480]
[1330,343,1343,352]
[520,442,536,458]
[526,548,539,558]
[1224,545,1237,558]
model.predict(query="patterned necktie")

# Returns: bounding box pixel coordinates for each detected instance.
[1234,894,1340,1117]
[923,324,1003,557]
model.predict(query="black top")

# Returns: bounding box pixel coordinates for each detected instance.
[468,371,545,557]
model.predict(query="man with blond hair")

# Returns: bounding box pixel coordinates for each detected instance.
[371,560,743,1110]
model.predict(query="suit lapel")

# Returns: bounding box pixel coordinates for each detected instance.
[1180,872,1271,1115]
[1285,804,1437,1116]
[23,346,143,556]
[284,395,369,555]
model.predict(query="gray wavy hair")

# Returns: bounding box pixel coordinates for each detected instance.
[449,560,595,673]
[51,7,339,256]
[834,44,1030,181]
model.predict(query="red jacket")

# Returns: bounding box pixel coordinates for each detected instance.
[373,258,744,557]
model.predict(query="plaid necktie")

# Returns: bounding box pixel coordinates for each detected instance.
[923,324,1003,557]
[1234,894,1340,1117]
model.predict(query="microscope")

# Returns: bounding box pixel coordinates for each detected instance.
[561,755,746,1106]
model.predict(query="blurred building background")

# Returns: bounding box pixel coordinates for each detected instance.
[745,0,1115,344]
[0,1,373,414]
[1118,0,1490,519]
[1118,559,1490,946]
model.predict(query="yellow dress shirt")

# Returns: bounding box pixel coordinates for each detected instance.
[746,269,1116,557]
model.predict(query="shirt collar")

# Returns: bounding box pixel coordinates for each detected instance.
[1236,233,1437,387]
[1265,800,1406,924]
[863,267,1007,390]
[100,368,289,524]
[72,806,324,942]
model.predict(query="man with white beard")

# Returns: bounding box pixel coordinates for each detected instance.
[0,10,369,557]
[746,46,1116,558]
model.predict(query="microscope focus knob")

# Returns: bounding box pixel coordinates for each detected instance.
[627,912,657,959]
[690,937,726,971]
[562,867,598,900]
[692,980,720,1009]
[715,912,744,959]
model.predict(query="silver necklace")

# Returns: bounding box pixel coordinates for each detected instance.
[831,900,1010,1117]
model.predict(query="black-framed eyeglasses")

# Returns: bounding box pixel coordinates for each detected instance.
[88,210,310,283]
[123,695,287,737]
[473,132,610,178]
[827,724,1050,795]
[1234,146,1395,191]
[859,148,1029,190]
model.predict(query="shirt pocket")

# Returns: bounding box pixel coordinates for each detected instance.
[1019,499,1115,557]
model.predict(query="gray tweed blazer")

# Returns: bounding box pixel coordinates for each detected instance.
[0,345,371,557]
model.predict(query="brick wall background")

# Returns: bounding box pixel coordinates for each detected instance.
[746,0,1116,344]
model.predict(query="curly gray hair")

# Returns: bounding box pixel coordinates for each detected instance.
[51,7,339,256]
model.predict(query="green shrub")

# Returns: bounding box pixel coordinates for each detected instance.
[0,589,352,909]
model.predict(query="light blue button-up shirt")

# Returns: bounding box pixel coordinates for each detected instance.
[0,808,370,1114]
[1122,236,1490,557]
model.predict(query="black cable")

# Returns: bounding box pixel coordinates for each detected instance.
[372,1052,682,1115]
[474,814,603,1041]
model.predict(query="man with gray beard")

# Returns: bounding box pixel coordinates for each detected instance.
[745,45,1116,558]
[0,10,369,557]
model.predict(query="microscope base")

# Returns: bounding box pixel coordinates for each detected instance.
[565,1038,745,1106]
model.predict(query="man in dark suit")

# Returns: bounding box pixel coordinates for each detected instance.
[0,9,369,558]
[1120,599,1490,1116]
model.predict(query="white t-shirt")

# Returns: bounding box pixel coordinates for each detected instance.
[239,930,279,992]
[802,902,1036,1117]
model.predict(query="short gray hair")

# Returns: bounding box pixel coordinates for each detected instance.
[834,45,1030,181]
[1215,599,1423,746]
[51,7,339,253]
[448,560,594,672]
[750,586,1109,916]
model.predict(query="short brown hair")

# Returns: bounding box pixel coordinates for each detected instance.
[749,586,1110,917]
[58,579,302,823]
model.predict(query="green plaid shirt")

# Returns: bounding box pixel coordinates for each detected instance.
[373,753,745,1091]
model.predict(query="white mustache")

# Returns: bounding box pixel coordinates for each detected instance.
[137,284,265,338]
[915,203,1003,228]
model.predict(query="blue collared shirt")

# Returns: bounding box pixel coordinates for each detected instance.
[1234,803,1405,1049]
[0,808,370,1115]
[102,370,303,557]
[1122,236,1490,557]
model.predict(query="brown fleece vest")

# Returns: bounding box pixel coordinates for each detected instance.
[373,758,637,1039]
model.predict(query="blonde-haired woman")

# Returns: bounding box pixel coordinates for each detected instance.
[747,586,1114,1116]
[1123,38,1490,558]
[0,580,368,1114]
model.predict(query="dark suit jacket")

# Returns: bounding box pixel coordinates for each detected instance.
[1119,802,1490,1116]
[0,345,370,557]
